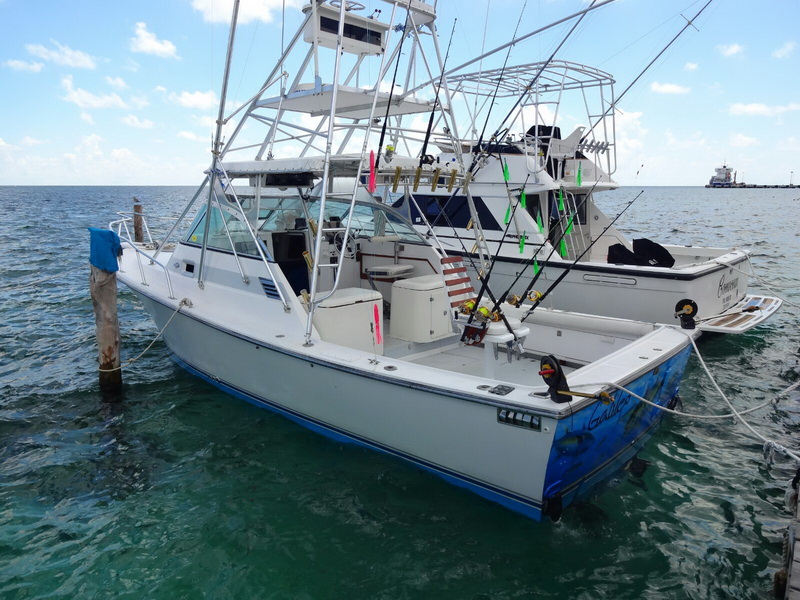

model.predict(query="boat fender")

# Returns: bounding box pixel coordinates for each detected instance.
[674,299,698,329]
[539,355,572,403]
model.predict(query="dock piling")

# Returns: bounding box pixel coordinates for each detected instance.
[133,198,143,243]
[88,227,123,396]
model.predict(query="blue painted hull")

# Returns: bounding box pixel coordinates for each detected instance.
[541,345,692,517]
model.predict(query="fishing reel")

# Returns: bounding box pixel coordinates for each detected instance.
[458,299,500,323]
[506,291,542,307]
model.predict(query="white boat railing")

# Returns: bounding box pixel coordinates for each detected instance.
[109,216,176,300]
[211,162,291,311]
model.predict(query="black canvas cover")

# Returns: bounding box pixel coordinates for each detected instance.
[632,238,676,268]
[607,243,648,266]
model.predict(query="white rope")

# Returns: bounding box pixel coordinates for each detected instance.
[715,259,800,309]
[570,380,794,420]
[684,331,800,464]
[0,265,86,293]
[98,299,189,373]
[570,335,800,466]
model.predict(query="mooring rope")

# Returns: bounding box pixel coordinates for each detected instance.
[98,298,190,373]
[570,332,800,464]
[715,259,800,309]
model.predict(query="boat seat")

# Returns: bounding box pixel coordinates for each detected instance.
[364,234,413,288]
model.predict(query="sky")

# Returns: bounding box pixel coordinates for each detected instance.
[0,0,797,186]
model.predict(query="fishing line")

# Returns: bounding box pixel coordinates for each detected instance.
[584,0,715,140]
[473,0,529,153]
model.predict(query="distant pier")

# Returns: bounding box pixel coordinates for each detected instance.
[705,184,799,189]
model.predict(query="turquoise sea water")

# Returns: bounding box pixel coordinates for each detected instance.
[1,186,798,599]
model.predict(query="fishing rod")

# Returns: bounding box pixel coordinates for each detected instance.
[462,155,529,330]
[492,187,595,312]
[512,174,612,306]
[418,19,458,168]
[459,162,532,342]
[373,11,411,173]
[520,190,645,322]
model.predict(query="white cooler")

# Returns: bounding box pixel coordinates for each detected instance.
[313,288,384,354]
[390,275,452,343]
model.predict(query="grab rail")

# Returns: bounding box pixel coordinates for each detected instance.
[110,216,176,299]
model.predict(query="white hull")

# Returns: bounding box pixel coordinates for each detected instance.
[117,242,694,520]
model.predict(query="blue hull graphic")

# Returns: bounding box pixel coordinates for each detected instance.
[542,345,692,515]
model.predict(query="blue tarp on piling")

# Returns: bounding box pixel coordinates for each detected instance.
[88,227,122,273]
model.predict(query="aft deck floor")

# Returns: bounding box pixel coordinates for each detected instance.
[384,330,576,387]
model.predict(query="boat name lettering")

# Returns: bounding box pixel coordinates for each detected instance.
[587,394,630,430]
[717,275,739,298]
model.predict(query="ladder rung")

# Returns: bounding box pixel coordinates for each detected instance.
[445,277,471,286]
[448,287,475,297]
[443,266,467,275]
[441,256,462,264]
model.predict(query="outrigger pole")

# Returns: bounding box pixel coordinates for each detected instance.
[197,0,241,288]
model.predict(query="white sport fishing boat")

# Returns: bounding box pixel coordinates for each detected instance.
[396,60,781,333]
[108,0,697,520]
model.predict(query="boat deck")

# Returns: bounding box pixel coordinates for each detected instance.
[383,326,579,387]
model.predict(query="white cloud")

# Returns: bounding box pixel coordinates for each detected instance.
[129,95,150,109]
[191,0,297,24]
[178,131,208,142]
[4,59,44,72]
[772,41,796,59]
[169,90,218,110]
[730,133,759,148]
[81,112,95,125]
[105,76,128,90]
[0,138,9,148]
[123,114,154,129]
[716,43,743,57]
[26,40,95,68]
[21,136,43,146]
[729,102,800,116]
[650,82,690,95]
[130,22,179,59]
[154,85,167,93]
[683,62,698,71]
[61,75,128,109]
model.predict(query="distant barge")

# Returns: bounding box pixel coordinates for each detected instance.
[705,164,798,188]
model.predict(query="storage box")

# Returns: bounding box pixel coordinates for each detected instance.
[390,275,452,343]
[313,288,384,354]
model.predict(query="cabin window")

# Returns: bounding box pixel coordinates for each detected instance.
[319,16,382,47]
[185,205,257,255]
[410,195,501,230]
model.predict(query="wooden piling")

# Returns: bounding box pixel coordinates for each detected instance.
[133,198,144,243]
[90,264,122,394]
